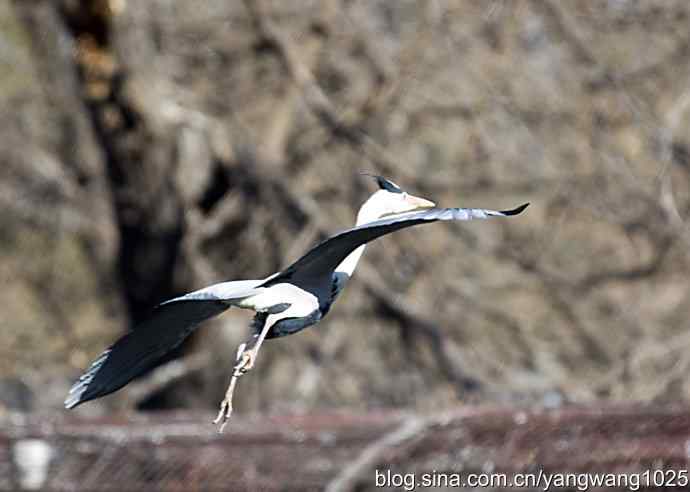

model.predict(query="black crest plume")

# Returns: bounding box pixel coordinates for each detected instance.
[359,172,403,193]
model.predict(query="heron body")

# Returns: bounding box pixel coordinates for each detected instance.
[65,175,528,430]
[239,282,322,339]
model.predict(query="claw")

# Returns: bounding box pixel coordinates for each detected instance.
[213,375,238,433]
[213,329,269,433]
[213,347,256,433]
[212,397,232,433]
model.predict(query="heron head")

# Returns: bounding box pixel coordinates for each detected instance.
[358,174,436,224]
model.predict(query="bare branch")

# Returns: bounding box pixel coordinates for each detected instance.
[326,416,430,492]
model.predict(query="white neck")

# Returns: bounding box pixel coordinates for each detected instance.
[334,195,383,277]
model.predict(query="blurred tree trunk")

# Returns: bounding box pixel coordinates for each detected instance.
[16,0,191,324]
[62,0,189,323]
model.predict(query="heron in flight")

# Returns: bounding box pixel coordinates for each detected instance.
[66,175,528,431]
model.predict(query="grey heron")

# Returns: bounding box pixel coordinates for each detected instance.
[65,175,528,431]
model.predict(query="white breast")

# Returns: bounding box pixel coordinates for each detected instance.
[238,283,319,317]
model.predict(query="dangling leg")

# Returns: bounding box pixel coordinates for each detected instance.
[213,315,277,433]
[212,342,245,431]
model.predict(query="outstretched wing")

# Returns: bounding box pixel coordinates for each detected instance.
[65,280,263,409]
[266,203,529,286]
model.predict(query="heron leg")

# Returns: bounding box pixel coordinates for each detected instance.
[213,317,276,433]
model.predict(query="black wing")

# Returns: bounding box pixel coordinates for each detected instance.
[266,203,529,286]
[65,298,229,408]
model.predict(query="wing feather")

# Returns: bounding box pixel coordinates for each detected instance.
[266,203,529,285]
[65,281,263,408]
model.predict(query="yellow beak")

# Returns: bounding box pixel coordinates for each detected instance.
[405,194,436,209]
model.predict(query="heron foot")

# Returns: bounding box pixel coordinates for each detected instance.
[212,395,233,433]
[212,345,258,433]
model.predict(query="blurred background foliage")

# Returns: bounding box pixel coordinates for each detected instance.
[2,0,690,419]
